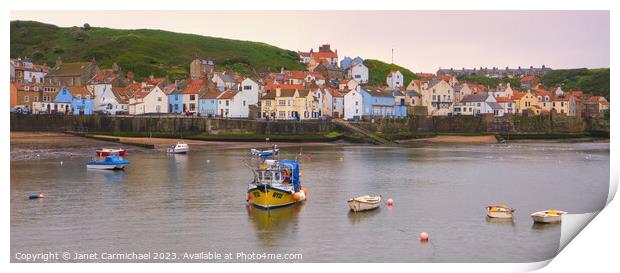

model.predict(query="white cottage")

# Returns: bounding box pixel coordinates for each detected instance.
[239,78,262,105]
[217,90,249,118]
[347,63,369,84]
[344,87,363,120]
[386,70,404,89]
[129,86,169,115]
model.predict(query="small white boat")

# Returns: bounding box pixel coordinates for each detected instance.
[486,205,515,219]
[167,142,189,154]
[348,195,382,212]
[531,210,567,223]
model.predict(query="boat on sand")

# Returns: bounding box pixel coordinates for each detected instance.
[96,148,126,156]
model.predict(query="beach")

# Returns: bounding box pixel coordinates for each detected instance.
[10,132,339,161]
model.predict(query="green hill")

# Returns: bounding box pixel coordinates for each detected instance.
[10,20,305,80]
[363,59,420,87]
[539,68,610,100]
[456,74,521,89]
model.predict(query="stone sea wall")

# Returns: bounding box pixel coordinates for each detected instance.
[10,114,605,135]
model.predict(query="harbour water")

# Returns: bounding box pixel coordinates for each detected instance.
[10,142,609,262]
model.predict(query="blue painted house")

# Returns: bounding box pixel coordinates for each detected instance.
[358,88,406,118]
[53,86,94,115]
[340,57,353,70]
[198,90,221,117]
[168,88,184,113]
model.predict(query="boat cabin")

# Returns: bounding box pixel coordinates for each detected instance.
[254,160,300,192]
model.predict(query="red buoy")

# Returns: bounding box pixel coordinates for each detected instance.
[420,232,429,241]
[386,198,394,206]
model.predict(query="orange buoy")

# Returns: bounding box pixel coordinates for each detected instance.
[386,198,394,206]
[246,193,252,201]
[301,187,309,196]
[420,232,429,241]
[292,192,301,201]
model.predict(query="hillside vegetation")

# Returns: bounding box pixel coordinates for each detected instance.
[539,68,610,99]
[456,74,521,89]
[457,68,609,100]
[363,59,420,87]
[11,20,305,80]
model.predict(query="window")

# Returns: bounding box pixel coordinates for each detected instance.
[278,100,286,106]
[190,104,196,111]
[44,96,50,102]
[34,96,39,102]
[158,97,162,102]
[190,95,196,101]
[243,85,252,90]
[86,95,91,100]
[76,95,82,100]
[24,96,29,102]
[265,100,271,106]
[278,111,286,119]
[355,101,358,106]
[225,100,229,106]
[243,100,246,106]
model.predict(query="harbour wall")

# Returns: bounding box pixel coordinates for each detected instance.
[10,114,607,135]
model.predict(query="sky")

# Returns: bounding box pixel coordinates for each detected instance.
[10,10,610,73]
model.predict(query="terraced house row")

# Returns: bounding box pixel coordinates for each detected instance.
[9,44,609,119]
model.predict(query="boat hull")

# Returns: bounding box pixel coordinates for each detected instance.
[531,210,566,223]
[531,215,562,223]
[248,187,298,209]
[486,211,513,219]
[348,199,381,212]
[96,149,126,156]
[86,164,126,170]
[167,148,189,154]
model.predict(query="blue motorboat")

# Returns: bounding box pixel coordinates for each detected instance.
[85,155,129,170]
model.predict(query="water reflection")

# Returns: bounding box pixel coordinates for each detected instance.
[485,216,516,226]
[347,208,382,225]
[531,222,561,230]
[10,142,609,262]
[247,203,303,230]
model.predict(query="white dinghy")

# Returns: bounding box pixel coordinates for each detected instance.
[348,195,382,212]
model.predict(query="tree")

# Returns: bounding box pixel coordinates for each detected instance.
[83,23,91,30]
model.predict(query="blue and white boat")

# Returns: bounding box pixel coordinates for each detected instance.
[85,155,129,170]
[251,148,279,157]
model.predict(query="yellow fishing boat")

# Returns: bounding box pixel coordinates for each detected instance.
[247,159,307,209]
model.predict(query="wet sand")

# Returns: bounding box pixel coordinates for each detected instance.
[10,132,339,161]
[397,135,499,144]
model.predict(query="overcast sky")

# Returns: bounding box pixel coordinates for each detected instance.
[11,10,610,73]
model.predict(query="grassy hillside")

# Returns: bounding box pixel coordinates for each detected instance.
[539,68,610,100]
[456,74,521,89]
[363,59,420,87]
[11,20,305,80]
